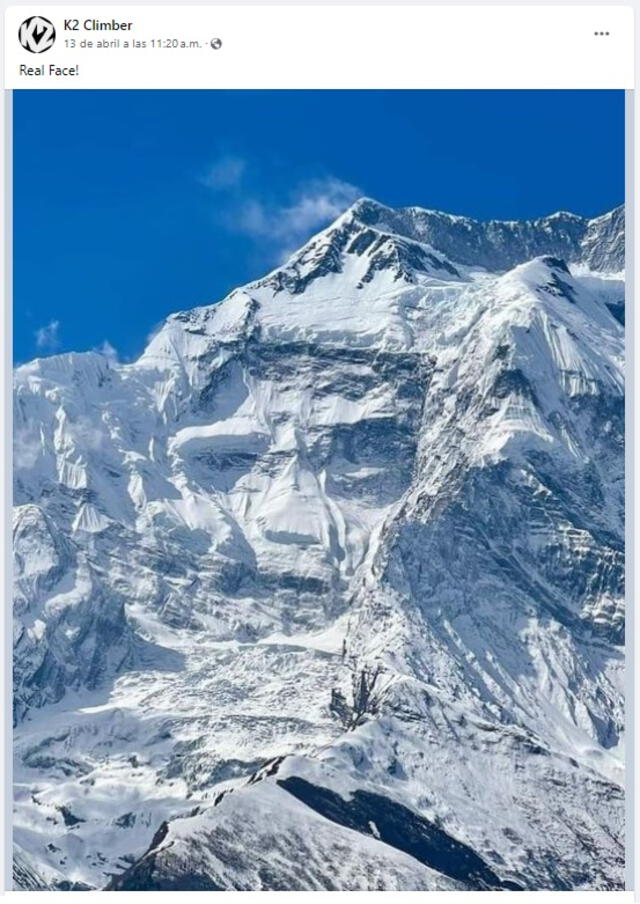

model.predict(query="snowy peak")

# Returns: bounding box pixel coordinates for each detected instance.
[237,197,624,305]
[581,205,625,271]
[13,196,625,891]
[254,207,464,298]
[344,197,624,273]
[137,198,624,372]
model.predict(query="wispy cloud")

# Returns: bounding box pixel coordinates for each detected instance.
[34,320,60,351]
[202,154,361,261]
[202,155,246,191]
[94,339,118,362]
[14,428,43,470]
[235,177,361,248]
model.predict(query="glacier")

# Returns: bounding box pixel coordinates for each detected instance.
[13,199,625,890]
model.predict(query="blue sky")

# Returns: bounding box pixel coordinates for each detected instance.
[14,89,624,363]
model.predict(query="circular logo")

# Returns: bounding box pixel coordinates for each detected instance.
[19,16,56,53]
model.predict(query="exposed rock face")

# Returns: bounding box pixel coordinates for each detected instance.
[350,198,624,272]
[13,199,624,890]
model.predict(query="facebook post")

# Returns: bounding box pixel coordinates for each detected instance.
[1,3,636,899]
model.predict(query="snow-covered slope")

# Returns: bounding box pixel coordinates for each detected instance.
[13,199,625,890]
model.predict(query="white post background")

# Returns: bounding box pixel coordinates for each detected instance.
[0,2,636,901]
[3,5,636,89]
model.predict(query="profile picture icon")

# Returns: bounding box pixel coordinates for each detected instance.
[19,16,56,53]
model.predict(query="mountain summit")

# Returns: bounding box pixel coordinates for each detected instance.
[346,198,624,271]
[14,201,625,890]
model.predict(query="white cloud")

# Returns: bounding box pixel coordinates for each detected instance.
[201,155,361,259]
[34,320,60,351]
[202,155,246,191]
[226,176,361,256]
[14,428,43,470]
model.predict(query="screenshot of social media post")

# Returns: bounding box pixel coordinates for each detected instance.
[1,3,637,898]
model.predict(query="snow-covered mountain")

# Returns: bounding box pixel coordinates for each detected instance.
[13,199,625,890]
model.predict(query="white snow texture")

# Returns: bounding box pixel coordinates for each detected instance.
[13,199,625,890]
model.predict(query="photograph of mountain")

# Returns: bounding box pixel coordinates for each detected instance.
[13,90,625,890]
